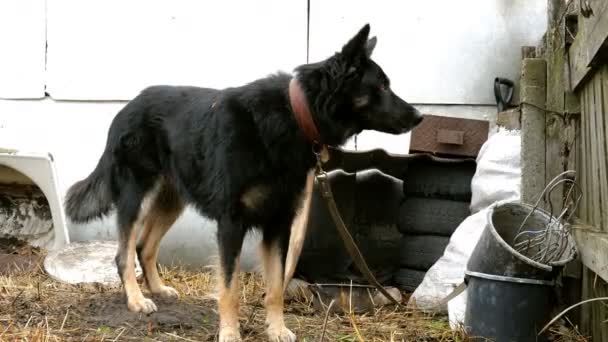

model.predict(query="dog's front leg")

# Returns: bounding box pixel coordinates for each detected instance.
[217,216,246,342]
[261,238,296,342]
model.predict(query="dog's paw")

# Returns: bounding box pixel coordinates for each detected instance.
[156,285,179,299]
[127,296,157,314]
[219,326,242,342]
[267,325,296,342]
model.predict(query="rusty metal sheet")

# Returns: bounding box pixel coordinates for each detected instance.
[409,115,490,157]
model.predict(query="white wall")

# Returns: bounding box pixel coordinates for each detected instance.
[0,0,546,268]
[0,0,46,99]
[45,0,308,100]
[309,0,547,105]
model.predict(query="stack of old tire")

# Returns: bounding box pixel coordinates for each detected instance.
[296,169,405,285]
[394,157,477,292]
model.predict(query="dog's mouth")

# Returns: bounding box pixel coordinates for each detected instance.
[390,119,424,135]
[380,126,414,135]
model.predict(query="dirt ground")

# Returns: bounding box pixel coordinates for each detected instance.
[0,239,587,341]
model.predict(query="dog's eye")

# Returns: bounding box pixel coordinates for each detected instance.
[379,84,388,92]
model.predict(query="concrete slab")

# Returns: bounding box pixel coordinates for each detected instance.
[44,240,141,285]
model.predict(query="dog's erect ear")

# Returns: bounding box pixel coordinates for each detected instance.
[365,37,377,58]
[341,24,371,61]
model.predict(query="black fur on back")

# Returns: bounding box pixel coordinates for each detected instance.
[64,24,422,285]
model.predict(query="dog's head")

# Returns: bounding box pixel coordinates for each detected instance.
[296,24,423,145]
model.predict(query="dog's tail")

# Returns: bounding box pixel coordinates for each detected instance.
[64,152,113,223]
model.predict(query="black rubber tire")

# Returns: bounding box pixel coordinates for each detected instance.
[352,169,403,277]
[403,158,476,201]
[354,169,403,227]
[296,169,404,285]
[398,235,450,270]
[394,268,427,292]
[397,197,470,236]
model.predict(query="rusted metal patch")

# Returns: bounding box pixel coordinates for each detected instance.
[409,115,490,157]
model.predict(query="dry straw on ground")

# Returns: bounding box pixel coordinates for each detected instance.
[0,249,588,341]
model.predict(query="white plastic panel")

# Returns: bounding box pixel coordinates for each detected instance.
[46,0,308,100]
[309,0,547,105]
[0,0,46,99]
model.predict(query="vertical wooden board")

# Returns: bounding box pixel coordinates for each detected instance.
[585,85,593,223]
[546,113,564,212]
[580,268,608,340]
[596,68,608,232]
[588,79,601,227]
[580,267,591,335]
[594,76,604,228]
[579,87,586,221]
[580,86,589,222]
[603,65,608,232]
[591,273,608,340]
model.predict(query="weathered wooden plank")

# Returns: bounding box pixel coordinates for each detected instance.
[603,64,608,233]
[574,225,608,283]
[580,88,591,222]
[568,0,608,91]
[597,67,608,232]
[580,86,589,222]
[546,115,565,213]
[585,85,593,223]
[580,266,608,340]
[592,73,606,230]
[569,20,593,91]
[580,266,591,335]
[545,0,576,214]
[587,85,594,223]
[585,0,608,67]
[520,58,547,204]
[590,78,603,227]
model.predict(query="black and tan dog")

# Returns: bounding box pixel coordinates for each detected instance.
[64,24,422,342]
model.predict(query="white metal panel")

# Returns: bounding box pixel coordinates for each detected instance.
[309,0,547,105]
[46,0,308,100]
[0,0,46,99]
[0,98,262,269]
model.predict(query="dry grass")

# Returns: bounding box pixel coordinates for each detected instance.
[0,259,588,342]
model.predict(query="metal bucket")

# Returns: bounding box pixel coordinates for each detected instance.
[467,201,577,280]
[464,200,577,341]
[464,270,554,342]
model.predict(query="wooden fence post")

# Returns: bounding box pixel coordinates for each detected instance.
[520,58,547,204]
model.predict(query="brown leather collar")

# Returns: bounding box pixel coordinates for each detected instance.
[289,78,321,144]
[289,77,330,163]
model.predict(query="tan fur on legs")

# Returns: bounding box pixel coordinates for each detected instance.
[284,169,314,288]
[262,242,296,342]
[218,257,242,342]
[137,181,184,298]
[122,222,157,313]
[139,206,183,298]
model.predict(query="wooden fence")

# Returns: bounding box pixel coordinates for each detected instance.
[533,0,608,339]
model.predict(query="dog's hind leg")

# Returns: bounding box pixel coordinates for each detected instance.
[217,216,247,342]
[137,181,184,299]
[261,221,296,342]
[115,182,157,314]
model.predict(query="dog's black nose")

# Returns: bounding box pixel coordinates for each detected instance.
[414,115,424,125]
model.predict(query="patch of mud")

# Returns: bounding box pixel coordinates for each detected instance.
[73,292,218,335]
